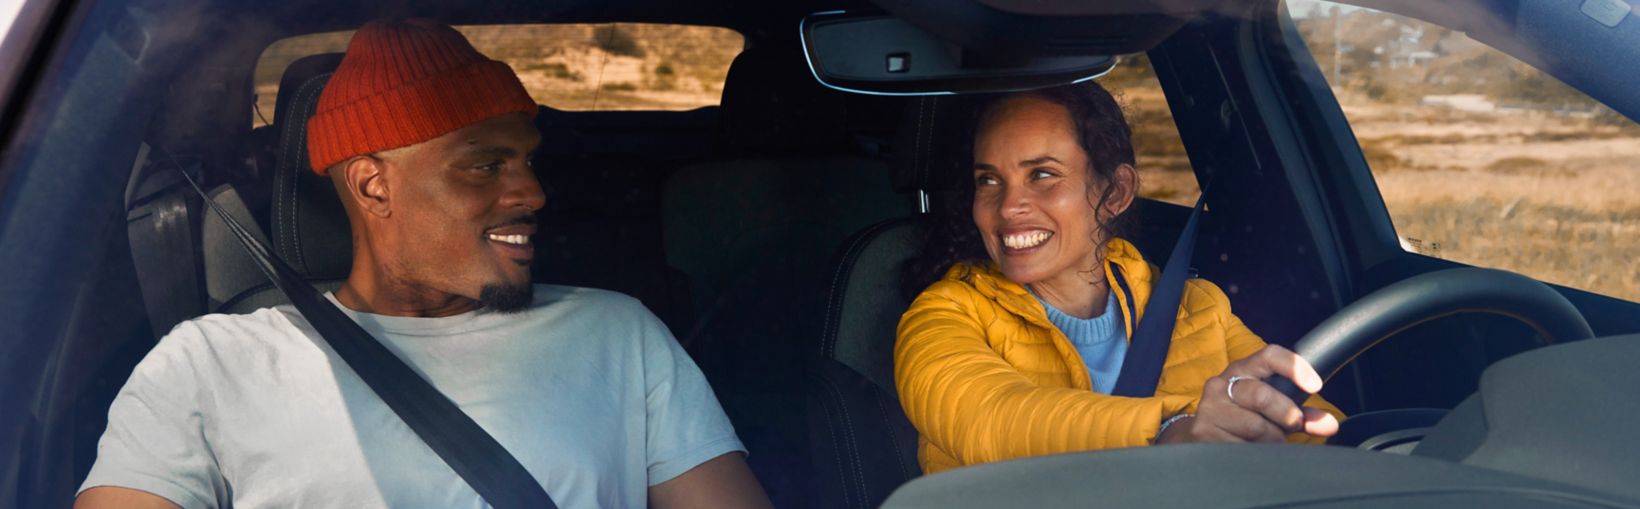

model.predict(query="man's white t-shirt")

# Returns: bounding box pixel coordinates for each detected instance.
[79,285,744,508]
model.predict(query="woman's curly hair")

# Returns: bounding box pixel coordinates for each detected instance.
[902,81,1138,299]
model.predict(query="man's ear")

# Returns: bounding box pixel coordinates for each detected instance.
[339,155,391,218]
[1102,163,1140,220]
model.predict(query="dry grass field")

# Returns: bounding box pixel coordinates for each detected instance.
[1344,94,1640,300]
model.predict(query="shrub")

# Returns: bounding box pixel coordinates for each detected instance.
[593,25,645,58]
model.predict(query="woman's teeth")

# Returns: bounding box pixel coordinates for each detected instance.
[1002,231,1052,250]
[487,234,530,245]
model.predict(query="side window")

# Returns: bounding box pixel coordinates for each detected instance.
[1101,54,1200,207]
[1287,0,1640,302]
[253,23,744,125]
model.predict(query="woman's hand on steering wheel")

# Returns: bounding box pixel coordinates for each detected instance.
[1156,345,1340,444]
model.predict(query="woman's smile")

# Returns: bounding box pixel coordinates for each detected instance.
[999,228,1055,252]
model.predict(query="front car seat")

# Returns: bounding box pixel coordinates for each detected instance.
[807,96,972,509]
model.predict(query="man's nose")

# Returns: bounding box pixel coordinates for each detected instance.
[503,164,546,212]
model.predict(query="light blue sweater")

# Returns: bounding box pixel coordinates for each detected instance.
[1033,289,1128,394]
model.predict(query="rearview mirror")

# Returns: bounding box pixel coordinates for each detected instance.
[800,11,1117,96]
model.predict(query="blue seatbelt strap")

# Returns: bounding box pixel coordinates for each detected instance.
[1110,184,1210,398]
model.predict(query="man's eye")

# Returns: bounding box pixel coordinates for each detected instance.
[475,161,503,173]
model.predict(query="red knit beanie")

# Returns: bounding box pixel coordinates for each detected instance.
[306,19,537,174]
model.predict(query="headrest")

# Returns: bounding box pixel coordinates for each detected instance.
[271,59,353,280]
[271,53,344,129]
[716,47,848,154]
[891,95,977,194]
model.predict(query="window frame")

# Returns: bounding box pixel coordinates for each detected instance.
[248,22,747,123]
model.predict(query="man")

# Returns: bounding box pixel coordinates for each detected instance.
[76,19,770,509]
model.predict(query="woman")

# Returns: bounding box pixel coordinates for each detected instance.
[894,82,1343,475]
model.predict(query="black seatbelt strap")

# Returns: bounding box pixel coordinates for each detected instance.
[1111,184,1210,398]
[171,156,558,509]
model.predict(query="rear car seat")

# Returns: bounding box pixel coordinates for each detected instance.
[660,47,913,507]
[528,105,717,332]
[125,53,348,337]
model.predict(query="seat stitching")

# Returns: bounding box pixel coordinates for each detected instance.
[290,118,305,271]
[871,387,915,479]
[822,220,892,357]
[279,76,318,272]
[280,78,315,267]
[821,234,860,357]
[286,74,329,273]
[827,219,895,355]
[816,373,864,509]
[827,377,870,509]
[276,83,305,266]
[291,80,320,272]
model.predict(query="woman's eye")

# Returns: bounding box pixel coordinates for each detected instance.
[976,175,998,186]
[1030,169,1057,180]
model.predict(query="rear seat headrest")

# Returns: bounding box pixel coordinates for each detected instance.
[891,95,977,195]
[716,47,848,155]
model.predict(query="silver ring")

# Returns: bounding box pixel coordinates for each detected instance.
[1227,375,1251,403]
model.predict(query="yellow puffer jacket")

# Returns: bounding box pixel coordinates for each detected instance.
[895,237,1341,474]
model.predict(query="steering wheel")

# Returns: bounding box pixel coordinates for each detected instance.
[1263,268,1594,444]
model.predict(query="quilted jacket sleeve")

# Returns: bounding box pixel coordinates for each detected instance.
[1203,281,1346,444]
[895,285,1197,466]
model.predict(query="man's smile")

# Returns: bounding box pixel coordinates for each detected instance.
[484,222,536,263]
[486,233,530,245]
